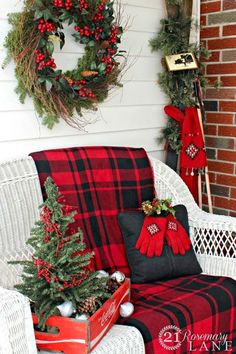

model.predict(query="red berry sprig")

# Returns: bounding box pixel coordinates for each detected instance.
[78,87,96,99]
[36,56,57,71]
[64,0,73,10]
[53,0,73,10]
[38,19,55,33]
[101,55,119,75]
[107,48,117,55]
[35,50,45,64]
[93,3,105,21]
[37,268,51,282]
[109,25,118,44]
[76,79,86,86]
[79,0,88,10]
[53,0,63,7]
[74,25,91,37]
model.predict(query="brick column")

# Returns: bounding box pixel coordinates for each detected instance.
[200,0,236,216]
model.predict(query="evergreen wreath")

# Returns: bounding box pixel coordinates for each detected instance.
[3,0,125,128]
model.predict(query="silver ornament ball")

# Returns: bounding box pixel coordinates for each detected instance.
[110,271,125,284]
[56,301,75,317]
[119,302,134,318]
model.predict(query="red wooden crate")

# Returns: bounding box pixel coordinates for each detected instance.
[32,279,130,354]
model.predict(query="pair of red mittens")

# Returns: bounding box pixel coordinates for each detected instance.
[135,215,191,258]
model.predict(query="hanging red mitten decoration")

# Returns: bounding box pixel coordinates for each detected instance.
[135,216,167,257]
[165,214,191,255]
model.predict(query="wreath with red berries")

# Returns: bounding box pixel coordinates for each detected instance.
[3,0,125,128]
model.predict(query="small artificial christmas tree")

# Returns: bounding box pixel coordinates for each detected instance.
[11,177,111,329]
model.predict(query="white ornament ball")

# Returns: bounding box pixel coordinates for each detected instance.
[75,313,90,321]
[119,302,134,318]
[96,270,109,279]
[56,301,75,317]
[110,271,125,284]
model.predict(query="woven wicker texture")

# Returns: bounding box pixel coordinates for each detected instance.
[38,325,145,354]
[0,287,37,354]
[0,157,43,289]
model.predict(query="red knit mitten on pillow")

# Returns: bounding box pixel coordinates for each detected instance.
[135,216,167,257]
[165,214,191,255]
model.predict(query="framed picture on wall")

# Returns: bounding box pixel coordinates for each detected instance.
[165,52,198,71]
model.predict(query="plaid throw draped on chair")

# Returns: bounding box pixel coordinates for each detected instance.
[119,274,236,353]
[30,146,155,276]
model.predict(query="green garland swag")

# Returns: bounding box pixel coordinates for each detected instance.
[149,0,208,152]
[3,0,125,128]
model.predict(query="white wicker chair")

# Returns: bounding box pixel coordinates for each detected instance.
[0,155,235,354]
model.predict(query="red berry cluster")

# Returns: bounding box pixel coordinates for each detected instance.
[53,0,63,7]
[57,273,88,292]
[41,205,52,222]
[79,0,88,10]
[107,48,117,55]
[37,57,56,71]
[64,0,73,10]
[33,257,53,269]
[109,26,118,44]
[93,2,105,21]
[76,79,86,86]
[78,87,96,99]
[38,19,55,33]
[35,51,45,64]
[74,25,91,37]
[94,26,103,41]
[37,268,51,282]
[101,55,119,75]
[53,0,72,10]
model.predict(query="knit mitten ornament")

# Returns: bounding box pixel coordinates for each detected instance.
[165,214,191,255]
[135,216,167,257]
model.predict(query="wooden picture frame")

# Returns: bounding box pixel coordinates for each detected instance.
[165,52,198,72]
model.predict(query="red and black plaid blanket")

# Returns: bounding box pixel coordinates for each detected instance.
[119,274,236,353]
[30,146,155,276]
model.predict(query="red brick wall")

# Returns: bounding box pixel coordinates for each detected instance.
[200,0,236,216]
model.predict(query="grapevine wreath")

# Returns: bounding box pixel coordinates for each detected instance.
[3,0,125,128]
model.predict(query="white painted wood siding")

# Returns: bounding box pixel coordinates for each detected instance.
[0,0,167,161]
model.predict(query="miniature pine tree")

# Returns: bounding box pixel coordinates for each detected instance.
[11,177,110,329]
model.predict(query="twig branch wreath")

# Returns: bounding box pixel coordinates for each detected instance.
[3,0,125,128]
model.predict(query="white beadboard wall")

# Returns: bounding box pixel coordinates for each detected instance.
[0,0,167,162]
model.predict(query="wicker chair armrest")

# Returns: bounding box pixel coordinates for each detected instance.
[150,156,236,279]
[0,286,37,354]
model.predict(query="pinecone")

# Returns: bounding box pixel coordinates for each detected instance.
[80,70,99,77]
[77,296,97,314]
[107,278,120,293]
[101,40,110,49]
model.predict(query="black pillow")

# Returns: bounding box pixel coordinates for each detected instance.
[118,205,202,283]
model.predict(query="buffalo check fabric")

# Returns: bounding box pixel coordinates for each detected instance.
[119,274,236,354]
[30,146,155,276]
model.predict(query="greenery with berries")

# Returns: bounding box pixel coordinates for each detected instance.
[3,0,125,128]
[10,177,111,329]
[149,0,208,152]
[141,198,176,217]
